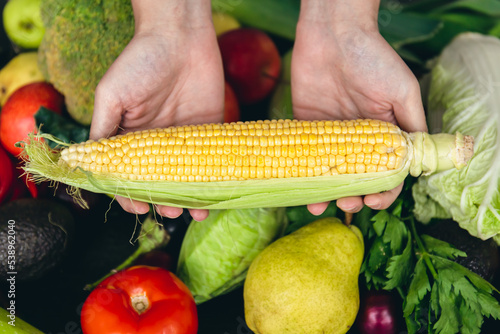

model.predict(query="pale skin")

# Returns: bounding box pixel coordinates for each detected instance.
[90,0,427,220]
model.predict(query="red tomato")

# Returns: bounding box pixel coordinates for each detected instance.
[0,144,14,204]
[224,82,240,123]
[0,82,65,156]
[81,265,198,334]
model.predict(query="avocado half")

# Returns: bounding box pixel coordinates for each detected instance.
[0,198,75,281]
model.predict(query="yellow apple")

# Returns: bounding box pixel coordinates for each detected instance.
[212,11,240,36]
[0,52,45,106]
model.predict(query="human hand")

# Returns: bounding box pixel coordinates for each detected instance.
[90,1,224,221]
[291,0,427,215]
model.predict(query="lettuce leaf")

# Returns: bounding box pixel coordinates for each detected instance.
[413,32,500,241]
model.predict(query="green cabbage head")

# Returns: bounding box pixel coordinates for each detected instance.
[413,33,500,242]
[176,207,287,304]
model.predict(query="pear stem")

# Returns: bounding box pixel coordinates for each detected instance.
[344,212,353,226]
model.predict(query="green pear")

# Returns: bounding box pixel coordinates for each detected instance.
[244,217,364,334]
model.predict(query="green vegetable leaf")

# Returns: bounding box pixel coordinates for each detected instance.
[385,233,414,290]
[35,107,90,148]
[433,0,500,16]
[284,203,337,235]
[421,235,467,260]
[478,292,500,319]
[367,238,391,274]
[371,210,390,236]
[379,11,443,49]
[404,259,431,317]
[434,277,460,334]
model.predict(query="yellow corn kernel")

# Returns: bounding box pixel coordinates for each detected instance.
[59,119,408,181]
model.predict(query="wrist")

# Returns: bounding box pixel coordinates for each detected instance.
[131,0,213,34]
[298,0,380,33]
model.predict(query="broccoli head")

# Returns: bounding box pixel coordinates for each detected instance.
[39,0,134,125]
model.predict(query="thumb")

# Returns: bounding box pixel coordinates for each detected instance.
[89,85,124,140]
[393,83,428,133]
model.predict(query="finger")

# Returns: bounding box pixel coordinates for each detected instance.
[115,196,150,215]
[188,209,210,222]
[307,201,330,216]
[393,77,428,133]
[363,182,404,210]
[89,82,124,140]
[336,196,364,213]
[155,205,184,219]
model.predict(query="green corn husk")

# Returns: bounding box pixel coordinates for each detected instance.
[21,129,470,210]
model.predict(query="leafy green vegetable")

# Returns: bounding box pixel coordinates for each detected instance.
[284,202,337,235]
[176,208,287,304]
[412,33,500,242]
[35,107,90,149]
[358,198,500,334]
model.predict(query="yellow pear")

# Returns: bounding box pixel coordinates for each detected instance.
[0,52,45,106]
[212,11,240,36]
[244,217,364,334]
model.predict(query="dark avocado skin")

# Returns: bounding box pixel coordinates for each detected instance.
[426,219,500,283]
[0,198,74,281]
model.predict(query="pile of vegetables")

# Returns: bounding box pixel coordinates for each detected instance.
[1,0,500,333]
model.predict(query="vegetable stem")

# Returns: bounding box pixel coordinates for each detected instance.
[410,217,438,280]
[84,212,170,290]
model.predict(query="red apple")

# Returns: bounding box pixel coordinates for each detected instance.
[218,28,281,105]
[224,82,240,123]
[0,81,65,156]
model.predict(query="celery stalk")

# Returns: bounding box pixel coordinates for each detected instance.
[0,307,44,334]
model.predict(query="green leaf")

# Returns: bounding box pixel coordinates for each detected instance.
[371,210,390,236]
[352,205,375,238]
[477,291,500,319]
[453,277,479,307]
[405,316,421,334]
[385,233,414,290]
[363,265,388,289]
[212,0,299,40]
[367,238,391,274]
[383,215,407,253]
[459,298,483,334]
[35,107,90,148]
[430,282,440,322]
[433,0,500,16]
[421,235,466,259]
[404,259,431,317]
[284,203,337,235]
[433,277,460,334]
[379,11,443,49]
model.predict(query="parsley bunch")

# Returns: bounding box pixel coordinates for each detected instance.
[356,199,500,334]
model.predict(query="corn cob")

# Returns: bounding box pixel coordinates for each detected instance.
[22,119,473,209]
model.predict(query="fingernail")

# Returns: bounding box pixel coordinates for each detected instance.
[365,200,381,210]
[371,204,381,210]
[159,207,182,219]
[342,205,361,213]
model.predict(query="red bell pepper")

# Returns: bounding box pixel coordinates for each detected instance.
[81,265,198,334]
